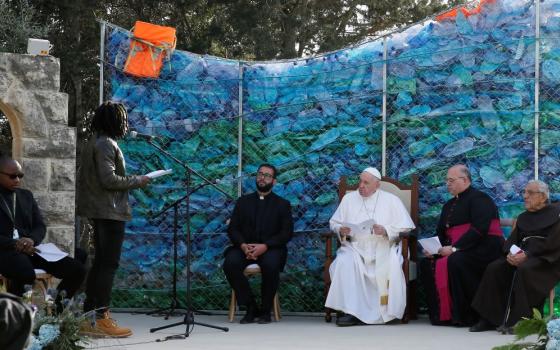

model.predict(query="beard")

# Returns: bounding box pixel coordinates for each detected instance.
[256,181,273,193]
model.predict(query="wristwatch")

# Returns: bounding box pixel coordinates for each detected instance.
[451,247,457,253]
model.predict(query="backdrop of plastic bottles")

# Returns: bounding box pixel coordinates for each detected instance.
[99,0,560,312]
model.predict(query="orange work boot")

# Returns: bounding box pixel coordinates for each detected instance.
[80,311,132,338]
[79,320,105,338]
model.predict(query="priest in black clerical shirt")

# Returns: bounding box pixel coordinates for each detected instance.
[223,163,293,324]
[470,180,560,332]
[419,164,504,326]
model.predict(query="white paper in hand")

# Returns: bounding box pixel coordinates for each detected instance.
[510,244,523,255]
[419,236,442,255]
[342,219,376,238]
[35,243,68,262]
[145,169,173,179]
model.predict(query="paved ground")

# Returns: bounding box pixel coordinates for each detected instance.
[84,312,525,350]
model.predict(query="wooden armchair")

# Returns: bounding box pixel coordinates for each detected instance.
[322,175,419,323]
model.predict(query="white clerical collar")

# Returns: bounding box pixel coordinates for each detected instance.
[257,191,271,200]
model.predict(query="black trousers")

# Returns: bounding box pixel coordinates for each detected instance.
[0,249,85,298]
[419,257,442,325]
[223,246,287,313]
[84,219,125,314]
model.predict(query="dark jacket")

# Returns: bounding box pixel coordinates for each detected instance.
[0,188,45,250]
[77,133,144,221]
[227,192,293,249]
[0,292,34,350]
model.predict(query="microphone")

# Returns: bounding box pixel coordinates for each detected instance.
[129,130,157,141]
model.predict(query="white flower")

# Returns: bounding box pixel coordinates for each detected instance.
[37,323,60,346]
[547,319,560,340]
[26,335,42,350]
[546,338,559,350]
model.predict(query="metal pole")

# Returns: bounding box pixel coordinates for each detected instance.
[381,37,388,176]
[99,21,106,105]
[534,0,541,180]
[237,62,244,196]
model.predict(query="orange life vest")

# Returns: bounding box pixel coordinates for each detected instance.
[436,0,496,22]
[124,21,176,78]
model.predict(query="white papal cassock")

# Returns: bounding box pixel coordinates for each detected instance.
[326,189,415,324]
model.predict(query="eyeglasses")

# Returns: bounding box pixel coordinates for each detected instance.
[0,172,24,180]
[522,190,543,196]
[256,172,274,179]
[446,177,465,184]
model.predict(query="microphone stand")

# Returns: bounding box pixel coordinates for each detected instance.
[141,138,230,336]
[145,188,201,319]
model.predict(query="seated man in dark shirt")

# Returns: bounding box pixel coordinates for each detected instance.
[0,157,85,307]
[223,164,293,324]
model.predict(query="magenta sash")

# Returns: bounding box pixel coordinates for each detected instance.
[434,219,503,321]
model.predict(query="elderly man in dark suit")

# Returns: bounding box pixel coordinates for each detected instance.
[223,163,293,324]
[0,157,85,302]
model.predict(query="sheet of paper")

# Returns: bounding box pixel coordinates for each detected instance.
[35,243,68,262]
[342,219,376,238]
[331,219,376,242]
[145,169,173,179]
[510,244,522,255]
[418,236,442,255]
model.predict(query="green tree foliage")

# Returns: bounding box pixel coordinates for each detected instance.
[31,0,101,132]
[1,0,466,132]
[204,0,465,60]
[0,0,50,54]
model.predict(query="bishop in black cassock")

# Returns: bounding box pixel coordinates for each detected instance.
[420,164,504,326]
[470,180,560,332]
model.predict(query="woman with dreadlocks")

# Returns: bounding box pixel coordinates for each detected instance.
[77,101,150,338]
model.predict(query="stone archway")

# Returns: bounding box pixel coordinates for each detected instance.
[0,52,76,253]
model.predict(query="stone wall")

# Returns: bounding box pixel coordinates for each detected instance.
[0,52,75,254]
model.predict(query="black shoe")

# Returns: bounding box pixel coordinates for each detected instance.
[469,319,496,332]
[496,325,515,335]
[257,313,271,324]
[240,303,258,324]
[336,314,366,327]
[429,319,453,326]
[335,312,346,325]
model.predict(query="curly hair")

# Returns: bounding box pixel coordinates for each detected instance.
[90,101,129,139]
